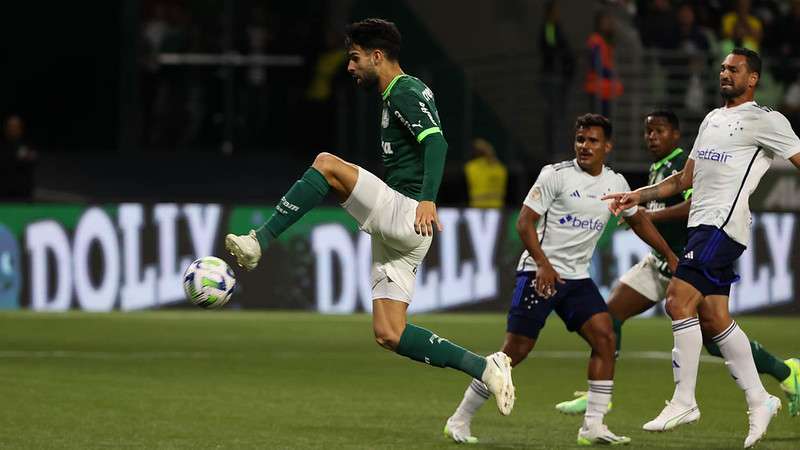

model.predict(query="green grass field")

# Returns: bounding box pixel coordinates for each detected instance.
[0,311,797,449]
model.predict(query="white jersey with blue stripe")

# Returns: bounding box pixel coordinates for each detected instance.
[689,102,800,246]
[517,159,637,279]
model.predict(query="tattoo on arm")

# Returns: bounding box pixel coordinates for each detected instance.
[639,186,659,203]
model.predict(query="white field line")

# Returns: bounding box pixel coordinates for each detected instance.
[0,350,722,363]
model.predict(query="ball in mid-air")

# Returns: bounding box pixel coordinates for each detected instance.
[183,256,236,309]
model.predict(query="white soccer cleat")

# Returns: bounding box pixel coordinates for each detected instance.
[481,351,515,416]
[642,400,700,431]
[224,230,262,271]
[577,423,631,446]
[443,416,478,444]
[744,395,781,448]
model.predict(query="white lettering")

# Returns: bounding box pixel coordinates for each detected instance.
[183,204,221,258]
[731,217,769,312]
[463,209,500,300]
[154,204,191,304]
[357,232,373,313]
[27,221,72,311]
[439,208,474,307]
[762,213,794,303]
[119,204,157,310]
[312,224,356,313]
[73,208,120,312]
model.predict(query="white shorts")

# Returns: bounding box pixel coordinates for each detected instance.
[618,253,671,302]
[341,167,432,303]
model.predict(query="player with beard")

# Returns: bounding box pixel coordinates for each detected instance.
[604,48,800,448]
[224,18,515,417]
[555,109,799,419]
[444,113,678,446]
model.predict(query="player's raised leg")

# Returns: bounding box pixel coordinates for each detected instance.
[697,296,781,448]
[643,277,702,431]
[556,281,655,415]
[575,312,630,445]
[444,332,533,443]
[225,152,358,270]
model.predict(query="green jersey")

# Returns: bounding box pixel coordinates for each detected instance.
[647,148,692,268]
[380,74,444,200]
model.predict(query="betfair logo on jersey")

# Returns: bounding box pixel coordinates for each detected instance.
[696,148,732,163]
[558,214,604,231]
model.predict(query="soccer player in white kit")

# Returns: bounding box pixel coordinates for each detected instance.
[605,48,800,448]
[444,113,678,446]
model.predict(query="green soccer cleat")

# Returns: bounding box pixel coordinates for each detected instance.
[556,391,613,415]
[780,358,800,417]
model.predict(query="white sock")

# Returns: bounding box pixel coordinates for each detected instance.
[451,379,490,422]
[584,380,613,427]
[714,321,769,408]
[670,317,702,407]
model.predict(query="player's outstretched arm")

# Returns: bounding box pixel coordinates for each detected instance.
[604,160,694,216]
[624,209,679,272]
[516,205,564,298]
[647,197,691,223]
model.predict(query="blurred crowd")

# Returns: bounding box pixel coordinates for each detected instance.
[138,0,347,154]
[632,0,800,124]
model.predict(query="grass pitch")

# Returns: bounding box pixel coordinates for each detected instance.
[0,311,797,449]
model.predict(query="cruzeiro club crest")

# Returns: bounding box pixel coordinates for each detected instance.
[381,106,389,128]
[0,224,21,309]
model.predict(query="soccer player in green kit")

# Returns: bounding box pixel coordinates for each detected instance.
[555,109,799,417]
[224,18,515,416]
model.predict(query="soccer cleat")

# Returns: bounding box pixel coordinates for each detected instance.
[443,416,478,444]
[779,358,799,417]
[744,395,781,448]
[555,391,613,415]
[642,401,700,431]
[224,230,262,271]
[481,352,515,416]
[577,423,631,446]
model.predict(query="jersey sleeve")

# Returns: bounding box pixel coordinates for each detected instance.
[755,111,800,159]
[617,174,638,217]
[523,165,561,215]
[388,86,443,143]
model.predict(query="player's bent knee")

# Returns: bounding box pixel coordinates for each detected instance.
[665,296,693,319]
[312,152,341,176]
[373,329,401,351]
[594,330,616,355]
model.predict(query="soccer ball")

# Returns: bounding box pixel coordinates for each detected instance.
[183,256,236,309]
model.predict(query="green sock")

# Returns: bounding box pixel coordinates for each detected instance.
[612,317,623,354]
[395,323,487,379]
[750,340,791,381]
[704,339,791,382]
[254,168,330,249]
